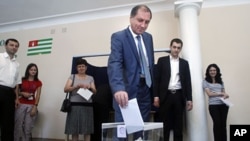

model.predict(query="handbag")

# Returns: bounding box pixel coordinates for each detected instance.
[60,93,71,112]
[60,74,75,113]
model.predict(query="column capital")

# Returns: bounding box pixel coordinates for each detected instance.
[174,0,203,17]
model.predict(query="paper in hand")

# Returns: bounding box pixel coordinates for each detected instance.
[77,88,93,101]
[220,97,234,107]
[119,98,144,134]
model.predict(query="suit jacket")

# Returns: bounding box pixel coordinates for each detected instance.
[154,56,192,105]
[107,27,154,108]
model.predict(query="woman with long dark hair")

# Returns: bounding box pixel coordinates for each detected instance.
[14,63,42,141]
[203,63,229,141]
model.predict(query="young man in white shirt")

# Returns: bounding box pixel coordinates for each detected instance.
[154,38,193,141]
[0,38,21,141]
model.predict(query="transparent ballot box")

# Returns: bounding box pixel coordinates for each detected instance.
[102,122,163,141]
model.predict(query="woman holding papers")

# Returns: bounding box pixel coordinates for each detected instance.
[203,63,229,141]
[64,58,96,141]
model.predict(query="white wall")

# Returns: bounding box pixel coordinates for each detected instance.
[0,3,250,140]
[199,4,250,141]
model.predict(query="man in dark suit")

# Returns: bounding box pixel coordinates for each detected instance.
[107,4,154,140]
[154,38,193,141]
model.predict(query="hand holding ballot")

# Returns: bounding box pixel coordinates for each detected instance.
[220,97,233,107]
[119,98,144,134]
[77,88,93,101]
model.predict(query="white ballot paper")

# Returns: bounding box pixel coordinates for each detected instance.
[119,98,144,134]
[77,88,93,101]
[220,97,234,107]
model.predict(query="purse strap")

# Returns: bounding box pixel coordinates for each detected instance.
[65,74,75,99]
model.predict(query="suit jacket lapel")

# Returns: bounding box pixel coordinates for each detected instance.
[125,28,140,64]
[179,58,184,77]
[141,34,151,62]
[166,56,171,77]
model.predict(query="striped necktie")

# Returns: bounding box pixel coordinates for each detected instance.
[136,35,152,87]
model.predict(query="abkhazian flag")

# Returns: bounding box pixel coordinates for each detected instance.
[27,38,53,56]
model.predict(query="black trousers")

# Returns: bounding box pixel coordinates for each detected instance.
[209,104,229,141]
[91,102,111,141]
[0,85,15,141]
[161,90,184,141]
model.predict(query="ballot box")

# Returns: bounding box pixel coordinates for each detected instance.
[102,122,163,141]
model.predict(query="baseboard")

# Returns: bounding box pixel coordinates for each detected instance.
[32,138,64,141]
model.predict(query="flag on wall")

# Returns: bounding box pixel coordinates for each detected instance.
[27,38,53,56]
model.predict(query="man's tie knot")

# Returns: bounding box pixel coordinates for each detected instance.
[136,35,141,40]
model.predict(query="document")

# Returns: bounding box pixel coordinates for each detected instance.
[220,97,234,107]
[119,98,144,134]
[77,88,93,101]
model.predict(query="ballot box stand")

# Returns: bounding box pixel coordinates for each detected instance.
[102,122,163,141]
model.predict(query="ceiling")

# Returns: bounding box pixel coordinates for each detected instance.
[0,0,174,25]
[0,0,249,32]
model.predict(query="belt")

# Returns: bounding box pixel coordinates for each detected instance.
[0,85,14,90]
[71,102,93,107]
[140,74,145,78]
[168,89,182,94]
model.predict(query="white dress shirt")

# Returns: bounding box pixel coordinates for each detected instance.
[168,55,182,90]
[0,52,21,88]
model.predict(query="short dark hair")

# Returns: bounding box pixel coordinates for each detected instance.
[75,58,88,66]
[170,38,183,47]
[5,38,19,47]
[130,5,152,19]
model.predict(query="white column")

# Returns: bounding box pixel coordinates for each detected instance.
[174,1,208,141]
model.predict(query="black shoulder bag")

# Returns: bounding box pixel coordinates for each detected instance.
[60,74,75,113]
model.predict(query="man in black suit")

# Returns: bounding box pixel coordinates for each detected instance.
[153,38,193,141]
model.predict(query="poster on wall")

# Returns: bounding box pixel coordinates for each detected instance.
[27,38,53,56]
